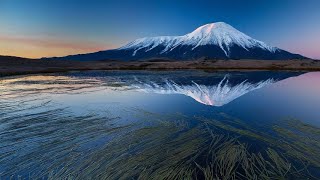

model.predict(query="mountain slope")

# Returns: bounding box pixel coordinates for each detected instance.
[47,22,306,61]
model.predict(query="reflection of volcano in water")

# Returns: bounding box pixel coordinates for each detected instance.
[68,71,302,106]
[133,76,275,106]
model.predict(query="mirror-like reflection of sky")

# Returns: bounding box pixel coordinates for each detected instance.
[1,70,320,178]
[2,71,319,129]
[50,70,319,126]
[221,72,320,127]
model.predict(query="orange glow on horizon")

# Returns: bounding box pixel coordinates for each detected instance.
[0,35,118,58]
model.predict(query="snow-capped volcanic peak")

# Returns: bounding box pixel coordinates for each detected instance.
[119,22,278,57]
[47,21,305,61]
[184,22,277,53]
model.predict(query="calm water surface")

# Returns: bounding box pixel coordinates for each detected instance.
[0,71,320,179]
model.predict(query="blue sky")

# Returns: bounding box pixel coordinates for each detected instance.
[0,0,319,58]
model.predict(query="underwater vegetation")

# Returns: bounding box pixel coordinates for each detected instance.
[1,72,320,179]
[2,104,319,179]
[197,114,320,178]
[41,111,318,179]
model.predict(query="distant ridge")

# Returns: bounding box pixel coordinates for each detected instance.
[46,22,306,61]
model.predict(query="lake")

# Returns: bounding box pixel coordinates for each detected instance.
[1,70,320,179]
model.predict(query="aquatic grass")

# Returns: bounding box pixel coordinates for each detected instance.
[198,116,273,144]
[0,105,136,178]
[43,119,302,180]
[43,118,205,179]
[195,130,294,180]
[1,72,319,179]
[197,114,320,177]
[272,119,320,167]
[1,103,315,179]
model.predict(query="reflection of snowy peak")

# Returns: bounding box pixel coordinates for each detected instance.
[132,76,275,106]
[47,22,306,61]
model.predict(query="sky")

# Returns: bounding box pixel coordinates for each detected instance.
[0,0,320,59]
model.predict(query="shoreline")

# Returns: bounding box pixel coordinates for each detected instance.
[1,58,320,77]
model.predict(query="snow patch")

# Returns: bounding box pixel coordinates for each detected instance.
[118,22,278,57]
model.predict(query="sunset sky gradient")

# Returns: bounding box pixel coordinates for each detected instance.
[0,0,319,59]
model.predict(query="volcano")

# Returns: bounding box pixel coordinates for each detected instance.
[47,22,306,61]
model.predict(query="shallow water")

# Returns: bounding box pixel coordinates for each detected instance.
[1,70,320,179]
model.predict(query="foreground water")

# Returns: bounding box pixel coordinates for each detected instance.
[1,70,320,179]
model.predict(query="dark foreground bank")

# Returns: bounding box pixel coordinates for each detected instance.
[1,56,320,77]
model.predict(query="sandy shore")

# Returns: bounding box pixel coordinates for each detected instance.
[1,56,320,77]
